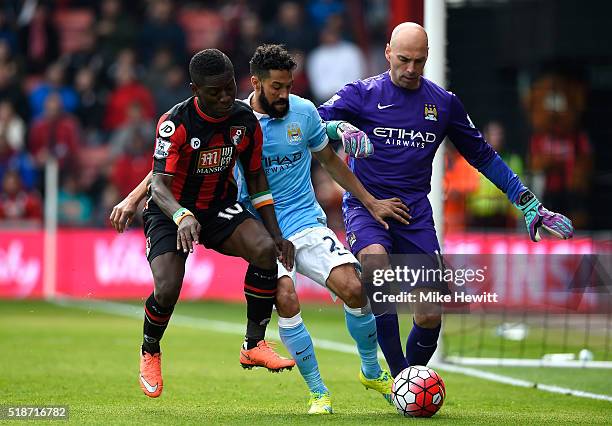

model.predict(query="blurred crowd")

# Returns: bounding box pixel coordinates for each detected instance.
[0,0,594,233]
[0,0,383,229]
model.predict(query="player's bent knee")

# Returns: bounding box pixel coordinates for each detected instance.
[155,290,180,308]
[358,243,388,256]
[249,237,277,269]
[358,246,389,280]
[150,254,184,307]
[275,278,300,317]
[153,278,182,307]
[342,283,364,309]
[414,313,442,329]
[151,271,183,306]
[328,265,364,309]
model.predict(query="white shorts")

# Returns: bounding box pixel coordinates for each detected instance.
[278,226,360,288]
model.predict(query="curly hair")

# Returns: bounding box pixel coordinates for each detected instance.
[189,49,233,86]
[249,44,297,79]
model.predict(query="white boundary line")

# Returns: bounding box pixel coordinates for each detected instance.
[53,297,360,356]
[445,356,612,369]
[54,298,612,403]
[435,363,612,402]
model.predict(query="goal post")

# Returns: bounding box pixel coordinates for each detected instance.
[424,0,447,365]
[422,1,611,370]
[43,157,58,300]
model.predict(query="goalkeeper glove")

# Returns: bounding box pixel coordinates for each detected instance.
[335,122,373,158]
[514,190,574,242]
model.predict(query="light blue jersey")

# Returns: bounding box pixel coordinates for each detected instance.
[236,94,329,238]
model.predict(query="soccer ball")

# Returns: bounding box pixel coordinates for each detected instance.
[391,365,445,417]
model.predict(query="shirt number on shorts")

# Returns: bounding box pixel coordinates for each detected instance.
[218,203,243,220]
[323,236,350,256]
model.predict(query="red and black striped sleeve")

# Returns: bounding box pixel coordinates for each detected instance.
[152,113,187,175]
[238,119,264,174]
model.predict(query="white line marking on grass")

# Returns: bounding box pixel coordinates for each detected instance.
[54,297,247,333]
[435,363,612,402]
[54,298,612,403]
[54,297,360,355]
[445,356,612,369]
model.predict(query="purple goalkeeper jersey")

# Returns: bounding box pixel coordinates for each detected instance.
[318,71,496,230]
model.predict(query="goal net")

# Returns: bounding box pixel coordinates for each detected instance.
[439,235,612,369]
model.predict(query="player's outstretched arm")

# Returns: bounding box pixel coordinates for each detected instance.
[313,145,411,230]
[478,155,574,242]
[244,168,295,271]
[109,170,152,233]
[446,93,574,242]
[325,120,373,158]
[470,156,574,242]
[476,157,574,242]
[150,173,201,254]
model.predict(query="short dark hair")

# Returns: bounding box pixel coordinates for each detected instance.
[189,49,233,86]
[249,44,296,79]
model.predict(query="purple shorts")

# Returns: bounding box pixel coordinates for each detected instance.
[344,207,441,256]
[345,207,449,299]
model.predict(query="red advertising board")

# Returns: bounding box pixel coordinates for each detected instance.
[0,230,604,312]
[0,231,43,299]
[0,229,333,302]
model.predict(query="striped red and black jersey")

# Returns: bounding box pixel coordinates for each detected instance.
[152,96,263,211]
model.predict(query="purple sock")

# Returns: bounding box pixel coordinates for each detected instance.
[405,319,441,366]
[375,313,409,377]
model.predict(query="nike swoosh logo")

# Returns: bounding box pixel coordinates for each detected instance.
[368,332,376,338]
[416,341,437,348]
[241,351,251,360]
[377,103,394,110]
[296,344,312,355]
[140,375,158,393]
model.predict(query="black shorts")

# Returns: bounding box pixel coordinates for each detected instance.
[143,199,255,263]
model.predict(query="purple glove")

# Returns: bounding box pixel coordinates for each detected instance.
[514,190,574,242]
[337,122,373,158]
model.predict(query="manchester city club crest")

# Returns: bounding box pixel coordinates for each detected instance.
[424,103,438,121]
[286,122,303,144]
[347,232,357,248]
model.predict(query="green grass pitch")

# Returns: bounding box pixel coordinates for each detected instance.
[1,300,611,425]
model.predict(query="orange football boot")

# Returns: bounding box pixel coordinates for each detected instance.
[240,340,295,372]
[139,348,163,398]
